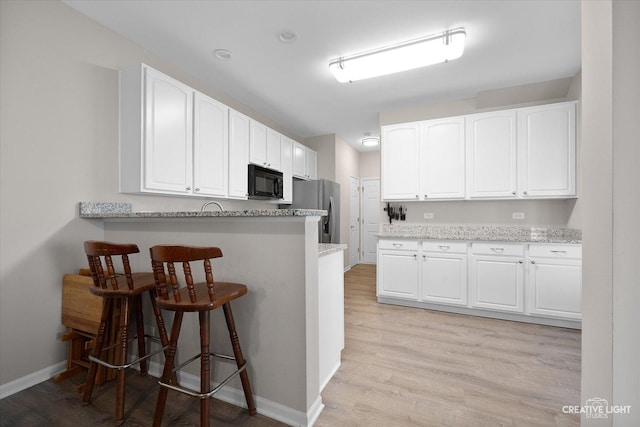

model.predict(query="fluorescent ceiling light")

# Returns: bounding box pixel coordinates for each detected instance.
[329,28,466,83]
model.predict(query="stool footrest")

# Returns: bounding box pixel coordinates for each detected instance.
[89,337,168,371]
[159,352,246,400]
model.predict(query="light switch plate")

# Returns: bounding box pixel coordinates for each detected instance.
[512,212,525,220]
[424,213,434,219]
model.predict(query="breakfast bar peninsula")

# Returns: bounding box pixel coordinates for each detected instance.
[79,202,337,427]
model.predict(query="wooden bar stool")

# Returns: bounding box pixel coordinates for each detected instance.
[149,245,256,427]
[82,241,171,426]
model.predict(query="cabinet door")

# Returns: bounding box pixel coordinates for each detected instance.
[377,250,418,299]
[249,120,268,167]
[466,111,517,198]
[306,148,317,180]
[228,109,250,199]
[381,123,420,200]
[143,66,193,194]
[280,137,293,203]
[470,255,524,312]
[518,102,576,197]
[420,118,465,199]
[193,92,228,197]
[528,258,581,319]
[266,128,282,171]
[292,142,306,178]
[421,252,467,305]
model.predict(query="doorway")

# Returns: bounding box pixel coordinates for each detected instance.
[349,176,360,268]
[361,178,380,264]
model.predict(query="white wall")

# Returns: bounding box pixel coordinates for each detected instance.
[304,134,336,182]
[581,1,640,425]
[0,0,291,386]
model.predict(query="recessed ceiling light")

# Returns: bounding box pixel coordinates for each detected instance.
[213,49,232,61]
[279,31,297,44]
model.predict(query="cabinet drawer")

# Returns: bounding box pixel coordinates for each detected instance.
[378,239,418,251]
[421,241,467,253]
[471,242,524,256]
[529,244,582,259]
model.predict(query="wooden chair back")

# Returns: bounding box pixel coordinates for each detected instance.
[149,245,223,303]
[83,241,140,291]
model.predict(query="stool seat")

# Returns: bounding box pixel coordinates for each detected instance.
[86,272,157,297]
[156,281,247,312]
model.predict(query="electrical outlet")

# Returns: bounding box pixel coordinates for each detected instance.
[424,213,434,219]
[512,212,525,220]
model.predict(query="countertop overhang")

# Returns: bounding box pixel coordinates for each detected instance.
[79,202,326,219]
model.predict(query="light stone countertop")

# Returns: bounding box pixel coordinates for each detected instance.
[377,223,582,244]
[318,243,348,257]
[79,202,326,219]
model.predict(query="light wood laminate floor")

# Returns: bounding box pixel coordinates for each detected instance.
[0,264,580,426]
[315,264,581,427]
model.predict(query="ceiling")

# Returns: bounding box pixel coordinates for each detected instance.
[63,0,581,152]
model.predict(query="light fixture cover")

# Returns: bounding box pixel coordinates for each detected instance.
[361,137,380,146]
[329,28,466,83]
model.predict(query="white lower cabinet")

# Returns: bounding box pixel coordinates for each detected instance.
[420,242,468,305]
[377,239,582,326]
[377,240,418,299]
[469,243,525,313]
[527,244,582,320]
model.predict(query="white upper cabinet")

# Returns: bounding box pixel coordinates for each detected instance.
[381,122,421,200]
[305,147,317,180]
[266,128,282,171]
[517,102,577,198]
[120,64,194,195]
[420,117,465,199]
[249,121,283,172]
[228,109,250,199]
[466,110,517,199]
[249,120,268,167]
[280,137,293,204]
[380,101,577,202]
[193,92,228,197]
[292,141,317,180]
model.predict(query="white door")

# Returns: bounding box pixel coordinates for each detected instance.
[349,176,360,268]
[381,123,420,200]
[420,117,466,199]
[466,111,517,198]
[361,178,380,264]
[193,92,228,197]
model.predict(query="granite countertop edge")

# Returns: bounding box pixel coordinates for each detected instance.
[376,224,582,244]
[78,202,326,218]
[318,243,348,257]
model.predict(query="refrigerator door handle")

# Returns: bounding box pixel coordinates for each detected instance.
[326,196,334,240]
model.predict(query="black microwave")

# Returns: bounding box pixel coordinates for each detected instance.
[248,164,284,200]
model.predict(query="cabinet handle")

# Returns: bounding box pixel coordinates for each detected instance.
[551,250,567,254]
[531,260,536,264]
[423,255,427,260]
[512,191,516,195]
[392,243,403,248]
[186,186,192,191]
[195,188,200,192]
[439,245,450,250]
[524,191,528,195]
[424,194,428,199]
[518,260,523,264]
[415,195,419,199]
[490,247,504,253]
[413,254,417,259]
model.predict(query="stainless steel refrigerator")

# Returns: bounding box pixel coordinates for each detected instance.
[290,179,340,243]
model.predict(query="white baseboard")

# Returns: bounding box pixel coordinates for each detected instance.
[0,360,66,400]
[1,359,324,426]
